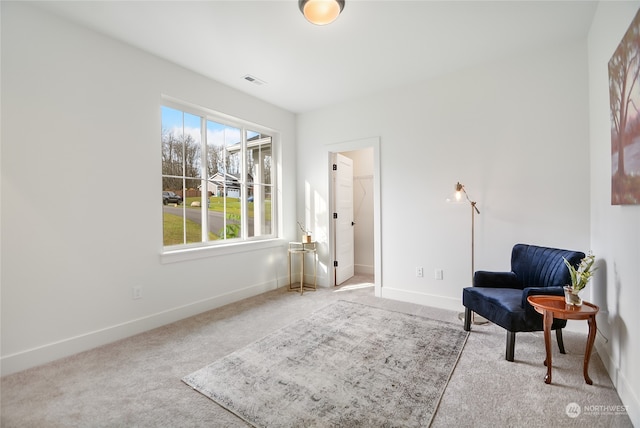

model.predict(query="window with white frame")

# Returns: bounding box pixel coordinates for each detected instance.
[161,102,275,249]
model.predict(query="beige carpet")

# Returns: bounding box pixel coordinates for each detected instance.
[0,275,634,427]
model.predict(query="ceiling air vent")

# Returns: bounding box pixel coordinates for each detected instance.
[242,74,266,86]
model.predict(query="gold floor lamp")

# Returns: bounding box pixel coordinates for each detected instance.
[449,182,487,324]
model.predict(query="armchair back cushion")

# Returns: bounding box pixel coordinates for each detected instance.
[510,244,582,290]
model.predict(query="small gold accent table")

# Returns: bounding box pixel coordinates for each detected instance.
[527,295,599,385]
[288,241,317,295]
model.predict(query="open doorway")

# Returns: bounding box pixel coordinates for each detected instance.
[327,137,381,296]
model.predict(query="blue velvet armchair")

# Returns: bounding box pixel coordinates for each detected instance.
[462,243,585,361]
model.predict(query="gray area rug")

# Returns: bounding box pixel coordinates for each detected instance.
[182,300,469,427]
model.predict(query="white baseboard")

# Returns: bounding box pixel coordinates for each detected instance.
[596,340,640,426]
[616,367,640,426]
[1,280,277,376]
[355,264,374,275]
[380,287,462,312]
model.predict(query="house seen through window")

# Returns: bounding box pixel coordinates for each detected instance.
[161,103,274,248]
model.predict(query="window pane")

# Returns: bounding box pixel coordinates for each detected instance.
[248,184,272,238]
[246,130,272,238]
[163,201,185,247]
[206,194,239,240]
[219,184,242,240]
[247,133,272,185]
[207,120,241,177]
[183,113,202,179]
[162,106,185,184]
[183,178,205,244]
[206,121,224,183]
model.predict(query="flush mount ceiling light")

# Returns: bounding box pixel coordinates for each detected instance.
[299,0,345,26]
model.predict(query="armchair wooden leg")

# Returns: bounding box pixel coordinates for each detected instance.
[463,308,471,331]
[506,331,516,362]
[556,328,566,354]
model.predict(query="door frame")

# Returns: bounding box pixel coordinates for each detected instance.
[326,136,382,297]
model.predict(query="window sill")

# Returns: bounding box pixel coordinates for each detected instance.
[160,238,287,264]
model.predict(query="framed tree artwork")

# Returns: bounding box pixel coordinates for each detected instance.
[609,8,640,205]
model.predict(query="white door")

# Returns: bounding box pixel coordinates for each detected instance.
[333,153,354,285]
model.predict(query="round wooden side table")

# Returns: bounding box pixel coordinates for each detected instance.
[527,295,599,385]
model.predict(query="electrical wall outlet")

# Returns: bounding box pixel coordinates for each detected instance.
[416,267,424,278]
[132,286,142,300]
[435,269,444,280]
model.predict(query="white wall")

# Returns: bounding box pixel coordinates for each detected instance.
[588,2,640,424]
[297,39,591,311]
[0,3,296,375]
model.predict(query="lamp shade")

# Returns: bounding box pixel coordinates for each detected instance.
[299,0,345,25]
[446,182,466,203]
[454,182,464,202]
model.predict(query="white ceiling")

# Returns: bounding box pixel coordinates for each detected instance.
[35,1,598,113]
